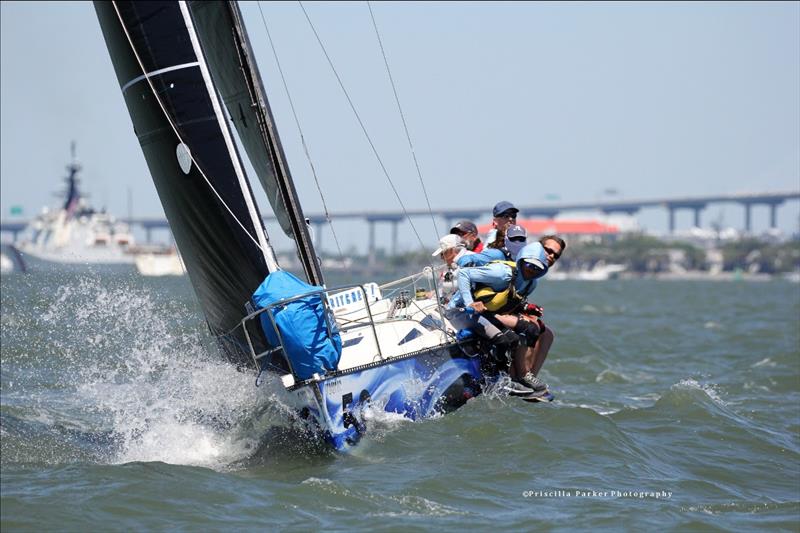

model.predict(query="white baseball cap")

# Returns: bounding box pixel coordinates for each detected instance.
[432,234,464,256]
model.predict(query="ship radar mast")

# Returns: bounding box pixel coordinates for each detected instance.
[62,141,83,213]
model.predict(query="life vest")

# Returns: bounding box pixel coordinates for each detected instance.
[473,260,525,313]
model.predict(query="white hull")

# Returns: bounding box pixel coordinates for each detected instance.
[17,247,137,273]
[0,253,12,274]
[549,263,627,281]
[134,252,186,276]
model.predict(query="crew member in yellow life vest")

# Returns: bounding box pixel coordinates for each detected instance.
[447,237,565,398]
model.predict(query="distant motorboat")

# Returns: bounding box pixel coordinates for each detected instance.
[0,250,12,274]
[15,143,137,273]
[0,243,26,274]
[134,248,186,277]
[549,262,627,281]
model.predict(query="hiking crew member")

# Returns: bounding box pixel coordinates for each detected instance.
[486,200,519,250]
[450,220,484,253]
[449,240,563,398]
[431,234,474,303]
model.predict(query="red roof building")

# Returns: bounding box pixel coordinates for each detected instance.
[477,219,619,236]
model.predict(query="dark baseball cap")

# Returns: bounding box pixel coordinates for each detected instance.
[493,201,519,218]
[450,220,478,235]
[506,224,527,240]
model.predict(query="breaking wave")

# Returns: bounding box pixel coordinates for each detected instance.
[1,275,305,470]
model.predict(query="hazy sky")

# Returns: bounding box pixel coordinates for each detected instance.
[1,1,798,252]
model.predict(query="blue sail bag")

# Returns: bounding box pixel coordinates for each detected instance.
[251,271,342,380]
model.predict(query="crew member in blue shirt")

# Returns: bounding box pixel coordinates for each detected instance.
[448,236,565,397]
[431,233,474,303]
[457,224,527,268]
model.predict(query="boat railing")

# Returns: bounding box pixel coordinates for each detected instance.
[332,265,451,336]
[240,284,383,379]
[240,267,453,380]
[378,265,444,297]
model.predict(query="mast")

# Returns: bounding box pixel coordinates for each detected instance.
[188,1,325,286]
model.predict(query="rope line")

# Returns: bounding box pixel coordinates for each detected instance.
[110,1,268,256]
[256,1,345,262]
[367,1,440,239]
[298,1,428,252]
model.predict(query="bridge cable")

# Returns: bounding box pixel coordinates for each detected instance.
[256,1,345,262]
[298,1,428,252]
[367,1,440,239]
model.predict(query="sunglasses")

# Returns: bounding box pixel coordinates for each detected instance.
[521,260,542,271]
[496,211,517,219]
[508,236,526,242]
[543,245,561,260]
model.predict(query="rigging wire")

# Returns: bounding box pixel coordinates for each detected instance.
[109,1,270,259]
[366,1,440,239]
[298,0,428,252]
[256,1,345,262]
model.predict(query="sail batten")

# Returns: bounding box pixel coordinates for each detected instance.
[121,62,200,93]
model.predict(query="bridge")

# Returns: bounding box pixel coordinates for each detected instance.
[3,190,798,255]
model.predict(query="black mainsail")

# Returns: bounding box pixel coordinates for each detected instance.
[95,1,320,364]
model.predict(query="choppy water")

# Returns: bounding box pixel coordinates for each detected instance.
[1,271,798,530]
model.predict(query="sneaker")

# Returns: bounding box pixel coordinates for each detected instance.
[518,372,547,392]
[503,380,535,397]
[522,390,554,403]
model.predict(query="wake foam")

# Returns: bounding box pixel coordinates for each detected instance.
[25,275,300,469]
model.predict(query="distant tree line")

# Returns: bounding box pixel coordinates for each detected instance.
[554,235,800,274]
[360,234,800,274]
[718,238,800,274]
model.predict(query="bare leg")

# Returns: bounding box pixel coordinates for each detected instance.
[529,327,554,376]
[492,314,517,329]
[511,344,527,380]
[492,315,527,379]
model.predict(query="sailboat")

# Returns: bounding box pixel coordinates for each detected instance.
[94,0,524,451]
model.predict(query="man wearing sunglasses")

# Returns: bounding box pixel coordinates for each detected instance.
[506,234,566,389]
[539,234,565,268]
[449,237,565,399]
[486,200,519,249]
